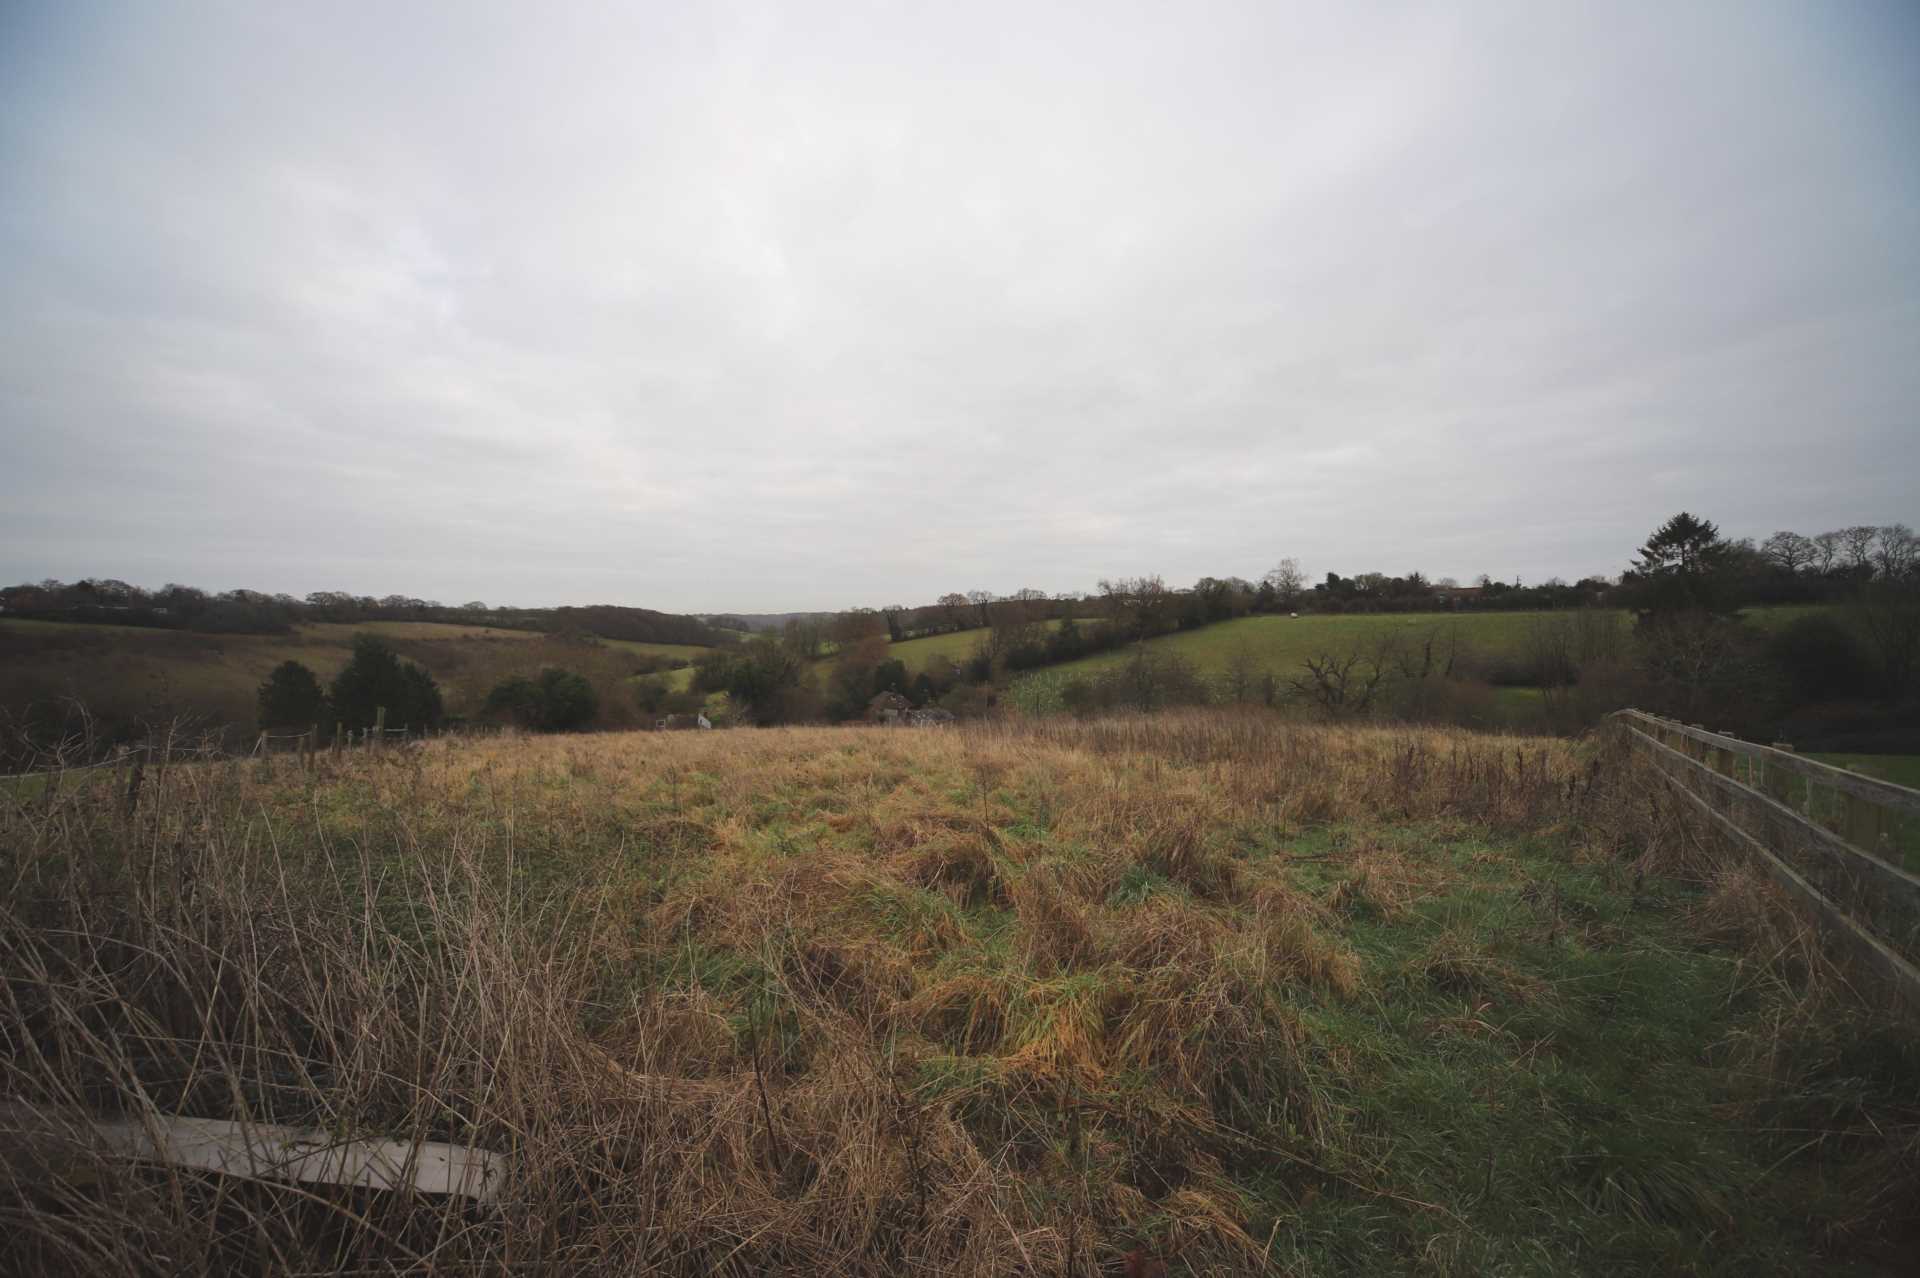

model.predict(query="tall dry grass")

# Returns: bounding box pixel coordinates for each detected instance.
[0,712,1910,1273]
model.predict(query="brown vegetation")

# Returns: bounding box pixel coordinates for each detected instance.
[2,714,1914,1274]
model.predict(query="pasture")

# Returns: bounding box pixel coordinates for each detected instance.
[3,716,1911,1275]
[824,619,1077,674]
[1009,605,1829,714]
[1809,753,1920,792]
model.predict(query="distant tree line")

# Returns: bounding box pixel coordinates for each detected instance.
[0,578,732,647]
[1612,516,1919,745]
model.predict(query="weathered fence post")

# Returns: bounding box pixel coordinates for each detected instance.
[373,706,387,752]
[334,721,344,755]
[1763,743,1796,809]
[122,745,145,820]
[1845,789,1889,861]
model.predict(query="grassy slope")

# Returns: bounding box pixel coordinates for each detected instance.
[820,619,1075,675]
[0,618,705,730]
[1808,753,1920,791]
[1011,605,1828,711]
[5,717,1908,1274]
[599,637,709,662]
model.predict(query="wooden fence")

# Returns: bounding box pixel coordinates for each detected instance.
[1611,708,1920,1012]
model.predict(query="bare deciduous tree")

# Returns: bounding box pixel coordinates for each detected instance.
[935,593,971,632]
[1222,642,1265,703]
[1809,530,1844,575]
[1286,647,1390,718]
[1263,558,1306,608]
[1850,576,1920,703]
[1840,525,1879,571]
[1760,530,1817,574]
[1871,524,1918,580]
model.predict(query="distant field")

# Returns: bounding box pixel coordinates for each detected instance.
[598,637,708,662]
[1009,605,1831,713]
[0,617,718,735]
[816,619,1088,674]
[1808,753,1920,791]
[634,665,699,693]
[298,620,542,642]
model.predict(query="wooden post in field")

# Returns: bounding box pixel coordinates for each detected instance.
[373,706,386,752]
[1845,788,1889,860]
[333,721,343,755]
[1763,744,1795,809]
[122,745,145,820]
[1715,732,1742,784]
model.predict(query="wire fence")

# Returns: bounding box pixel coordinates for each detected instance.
[1612,708,1920,1012]
[0,714,507,783]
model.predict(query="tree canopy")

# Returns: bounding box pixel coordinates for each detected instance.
[328,635,443,730]
[1626,511,1737,618]
[256,660,325,729]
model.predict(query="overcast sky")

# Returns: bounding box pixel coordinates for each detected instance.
[2,1,1916,612]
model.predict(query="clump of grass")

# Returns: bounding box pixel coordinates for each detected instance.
[1009,863,1098,974]
[1413,927,1550,1005]
[901,831,1008,908]
[1326,847,1418,922]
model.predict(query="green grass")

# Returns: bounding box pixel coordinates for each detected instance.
[1020,611,1568,686]
[598,637,708,662]
[818,619,1084,675]
[1807,753,1920,791]
[1275,828,1864,1273]
[873,626,995,671]
[296,620,543,641]
[1009,605,1833,713]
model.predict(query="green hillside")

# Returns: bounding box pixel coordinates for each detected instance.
[1008,605,1830,714]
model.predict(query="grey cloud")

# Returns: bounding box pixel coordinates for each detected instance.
[2,0,1916,610]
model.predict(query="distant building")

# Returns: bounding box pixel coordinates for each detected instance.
[1431,586,1486,609]
[867,692,953,727]
[867,691,913,724]
[656,713,712,731]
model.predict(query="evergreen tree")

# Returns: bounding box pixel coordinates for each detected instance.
[329,635,442,729]
[1627,511,1736,617]
[484,668,596,731]
[256,660,325,728]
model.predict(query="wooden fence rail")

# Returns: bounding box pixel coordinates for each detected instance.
[1611,708,1920,1013]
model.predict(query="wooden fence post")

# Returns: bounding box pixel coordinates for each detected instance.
[1763,744,1795,809]
[122,746,145,820]
[373,706,387,752]
[1845,790,1889,861]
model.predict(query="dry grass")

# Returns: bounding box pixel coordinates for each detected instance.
[1,711,1913,1274]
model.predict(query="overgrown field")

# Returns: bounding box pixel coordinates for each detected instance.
[2,716,1914,1275]
[0,618,702,740]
